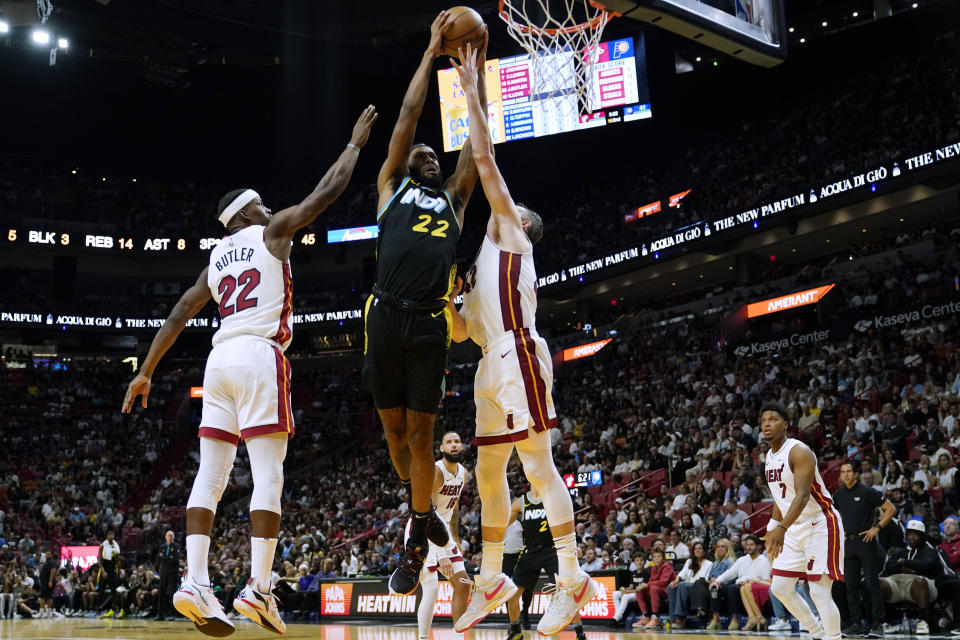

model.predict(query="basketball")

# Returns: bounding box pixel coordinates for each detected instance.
[442,6,486,59]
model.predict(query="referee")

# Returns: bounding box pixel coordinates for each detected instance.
[369,11,486,596]
[505,487,586,640]
[834,462,896,637]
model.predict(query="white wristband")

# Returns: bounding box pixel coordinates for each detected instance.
[347,143,360,152]
[766,519,781,533]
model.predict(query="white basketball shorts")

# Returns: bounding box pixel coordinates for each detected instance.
[198,335,294,445]
[474,329,557,446]
[404,518,465,578]
[771,509,845,582]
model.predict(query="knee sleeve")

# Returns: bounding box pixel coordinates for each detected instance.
[770,575,799,601]
[187,437,238,512]
[516,435,572,527]
[246,435,287,514]
[476,444,513,528]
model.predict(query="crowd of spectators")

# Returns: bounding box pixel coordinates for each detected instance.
[1,18,959,630]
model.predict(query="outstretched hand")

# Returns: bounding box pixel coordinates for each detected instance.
[122,374,151,413]
[450,42,480,91]
[428,10,453,57]
[349,105,378,148]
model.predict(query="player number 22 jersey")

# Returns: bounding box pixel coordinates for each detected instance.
[207,225,293,351]
[765,438,838,525]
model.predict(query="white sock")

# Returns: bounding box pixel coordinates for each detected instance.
[553,533,579,577]
[480,539,505,581]
[251,536,278,592]
[186,534,211,586]
[418,575,438,637]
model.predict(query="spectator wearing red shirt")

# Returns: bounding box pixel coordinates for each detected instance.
[632,548,676,629]
[940,518,960,572]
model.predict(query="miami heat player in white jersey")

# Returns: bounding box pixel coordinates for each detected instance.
[208,225,293,350]
[765,438,844,580]
[434,458,466,523]
[460,235,557,444]
[200,224,295,444]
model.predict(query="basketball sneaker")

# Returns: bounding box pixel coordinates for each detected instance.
[173,578,235,637]
[454,573,518,632]
[536,573,598,637]
[233,578,286,634]
[425,504,450,547]
[390,540,428,595]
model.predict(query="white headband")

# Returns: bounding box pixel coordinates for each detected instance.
[218,189,259,227]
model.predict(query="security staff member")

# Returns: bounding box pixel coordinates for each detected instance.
[156,530,181,621]
[834,462,896,637]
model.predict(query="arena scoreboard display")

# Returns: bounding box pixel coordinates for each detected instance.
[437,34,652,151]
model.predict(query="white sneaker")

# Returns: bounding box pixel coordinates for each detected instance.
[233,578,286,634]
[173,578,235,637]
[454,573,518,632]
[882,622,901,634]
[916,621,929,635]
[537,573,599,637]
[769,618,792,632]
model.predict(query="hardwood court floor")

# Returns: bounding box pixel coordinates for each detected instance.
[0,619,947,640]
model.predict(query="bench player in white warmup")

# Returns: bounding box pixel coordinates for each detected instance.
[761,403,845,640]
[446,43,599,636]
[404,431,471,640]
[122,106,377,636]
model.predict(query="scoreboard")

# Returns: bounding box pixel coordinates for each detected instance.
[437,34,651,152]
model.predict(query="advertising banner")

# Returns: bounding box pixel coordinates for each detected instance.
[319,576,616,620]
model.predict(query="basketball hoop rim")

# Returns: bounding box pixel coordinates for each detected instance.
[498,0,619,37]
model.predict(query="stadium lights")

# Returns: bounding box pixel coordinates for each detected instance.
[0,21,8,34]
[32,30,50,45]
[696,56,701,62]
[912,2,917,6]
[821,21,828,27]
[70,169,76,174]
[800,38,806,43]
[852,11,858,17]
[58,37,68,49]
[788,26,794,32]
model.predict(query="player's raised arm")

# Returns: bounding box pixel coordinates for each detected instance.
[446,277,469,343]
[122,268,212,413]
[265,105,378,256]
[444,28,489,227]
[451,43,527,249]
[377,11,452,200]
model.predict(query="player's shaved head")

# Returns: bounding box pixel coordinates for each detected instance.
[517,203,543,245]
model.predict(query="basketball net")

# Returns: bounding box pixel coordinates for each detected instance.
[499,0,614,119]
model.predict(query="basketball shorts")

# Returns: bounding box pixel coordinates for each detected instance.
[198,335,295,445]
[511,547,557,593]
[474,329,557,446]
[363,295,451,414]
[404,517,465,578]
[771,512,845,582]
[879,574,938,603]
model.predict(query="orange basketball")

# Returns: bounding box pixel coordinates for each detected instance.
[442,6,486,59]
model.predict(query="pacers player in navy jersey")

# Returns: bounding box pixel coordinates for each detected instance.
[761,403,845,640]
[122,107,377,636]
[366,10,489,596]
[446,44,599,636]
[506,486,586,640]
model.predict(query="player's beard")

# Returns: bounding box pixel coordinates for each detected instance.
[442,451,462,463]
[417,167,443,189]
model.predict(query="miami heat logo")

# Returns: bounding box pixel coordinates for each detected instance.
[807,558,815,572]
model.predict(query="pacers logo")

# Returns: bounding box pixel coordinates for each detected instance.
[321,583,353,616]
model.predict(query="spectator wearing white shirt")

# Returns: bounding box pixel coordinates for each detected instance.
[707,535,770,630]
[666,529,690,560]
[667,541,713,627]
[580,548,603,572]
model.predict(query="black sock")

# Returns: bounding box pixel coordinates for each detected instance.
[410,508,428,542]
[510,622,521,634]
